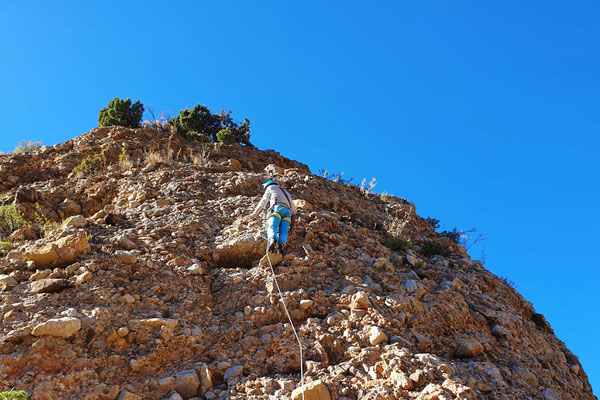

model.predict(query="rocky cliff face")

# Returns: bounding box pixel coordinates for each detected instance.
[0,126,595,400]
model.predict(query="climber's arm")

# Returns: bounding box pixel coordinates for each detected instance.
[248,191,269,219]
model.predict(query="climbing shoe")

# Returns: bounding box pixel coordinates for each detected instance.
[267,239,277,253]
[277,243,286,257]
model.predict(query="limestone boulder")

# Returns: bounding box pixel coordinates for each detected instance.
[0,274,18,291]
[59,198,82,217]
[30,278,71,293]
[176,369,200,399]
[351,291,371,309]
[32,317,81,338]
[455,338,484,358]
[25,232,91,267]
[291,380,331,400]
[63,215,88,229]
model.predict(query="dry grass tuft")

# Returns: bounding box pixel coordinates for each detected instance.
[146,151,164,166]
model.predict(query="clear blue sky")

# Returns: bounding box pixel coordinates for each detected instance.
[1,1,598,393]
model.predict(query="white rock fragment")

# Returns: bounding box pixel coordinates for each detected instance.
[187,264,204,275]
[299,299,313,310]
[32,317,81,338]
[369,326,388,345]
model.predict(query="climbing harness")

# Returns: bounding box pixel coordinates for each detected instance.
[261,252,305,400]
[268,208,293,223]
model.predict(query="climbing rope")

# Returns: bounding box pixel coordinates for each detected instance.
[261,253,305,400]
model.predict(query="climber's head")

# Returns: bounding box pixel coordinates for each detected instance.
[263,180,277,190]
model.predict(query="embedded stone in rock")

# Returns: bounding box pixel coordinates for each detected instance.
[196,363,213,396]
[406,254,419,266]
[25,232,91,267]
[8,227,38,241]
[117,390,142,400]
[404,279,418,292]
[115,234,137,250]
[259,253,283,268]
[6,175,19,185]
[136,318,179,329]
[390,371,413,390]
[300,299,314,310]
[30,278,71,293]
[455,338,484,358]
[264,163,284,175]
[373,257,392,270]
[291,380,331,400]
[159,376,176,391]
[186,264,204,275]
[227,158,242,171]
[15,187,40,203]
[409,370,427,386]
[293,199,313,211]
[223,365,243,381]
[369,326,388,345]
[76,271,93,283]
[492,324,510,338]
[0,274,18,291]
[176,369,200,399]
[541,388,560,400]
[351,291,371,309]
[115,251,138,265]
[59,198,82,217]
[32,317,81,338]
[63,215,88,229]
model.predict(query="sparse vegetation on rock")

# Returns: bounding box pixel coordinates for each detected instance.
[98,97,144,128]
[169,104,252,146]
[0,390,27,400]
[13,140,42,155]
[0,204,27,232]
[72,153,104,176]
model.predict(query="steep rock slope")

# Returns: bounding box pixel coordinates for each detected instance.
[0,127,595,400]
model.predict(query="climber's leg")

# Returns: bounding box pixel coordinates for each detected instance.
[277,206,293,247]
[278,219,291,246]
[267,213,281,252]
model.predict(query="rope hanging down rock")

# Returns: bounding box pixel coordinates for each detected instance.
[261,253,305,400]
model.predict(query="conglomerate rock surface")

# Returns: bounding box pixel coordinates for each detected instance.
[0,126,595,399]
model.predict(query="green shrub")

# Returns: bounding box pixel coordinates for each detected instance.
[0,390,27,400]
[73,154,104,175]
[14,140,42,154]
[440,228,461,244]
[118,146,132,169]
[0,204,27,231]
[98,97,144,128]
[425,217,440,229]
[383,236,412,252]
[0,241,12,250]
[169,105,252,146]
[421,240,448,257]
[216,127,235,144]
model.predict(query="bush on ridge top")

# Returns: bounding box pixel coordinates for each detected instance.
[98,97,144,128]
[98,99,252,146]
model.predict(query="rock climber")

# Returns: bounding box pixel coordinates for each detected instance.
[248,180,297,255]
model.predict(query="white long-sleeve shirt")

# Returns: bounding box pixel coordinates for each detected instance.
[252,185,297,216]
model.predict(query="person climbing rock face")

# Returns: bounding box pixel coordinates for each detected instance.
[248,180,297,255]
